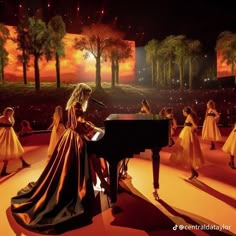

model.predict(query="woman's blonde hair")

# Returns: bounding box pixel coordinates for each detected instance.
[3,107,15,125]
[66,83,92,111]
[207,100,216,109]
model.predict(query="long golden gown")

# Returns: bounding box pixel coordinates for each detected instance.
[222,124,236,156]
[170,117,204,170]
[0,123,24,161]
[202,112,222,141]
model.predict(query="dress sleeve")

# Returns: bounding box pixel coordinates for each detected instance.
[74,103,95,140]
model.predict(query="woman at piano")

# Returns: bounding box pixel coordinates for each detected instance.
[169,106,204,180]
[11,83,107,234]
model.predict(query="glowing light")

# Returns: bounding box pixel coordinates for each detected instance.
[217,51,236,78]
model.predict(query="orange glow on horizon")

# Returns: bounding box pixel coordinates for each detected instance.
[4,26,135,83]
[217,51,236,78]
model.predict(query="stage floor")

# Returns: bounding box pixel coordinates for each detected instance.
[0,132,235,236]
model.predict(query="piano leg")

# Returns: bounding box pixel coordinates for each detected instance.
[151,147,161,199]
[108,160,119,203]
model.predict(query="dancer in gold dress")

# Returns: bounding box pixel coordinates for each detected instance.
[222,122,236,169]
[0,107,30,177]
[170,106,204,179]
[202,100,222,150]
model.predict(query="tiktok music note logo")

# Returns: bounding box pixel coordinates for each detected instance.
[173,225,178,230]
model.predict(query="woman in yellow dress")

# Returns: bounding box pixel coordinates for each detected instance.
[222,122,236,169]
[170,106,204,179]
[202,100,222,150]
[0,107,30,177]
[47,105,66,158]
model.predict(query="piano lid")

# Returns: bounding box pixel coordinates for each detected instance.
[106,113,169,121]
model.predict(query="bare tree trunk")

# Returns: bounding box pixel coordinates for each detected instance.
[96,56,102,89]
[0,58,4,83]
[178,64,184,90]
[115,60,119,85]
[189,59,193,89]
[111,58,115,87]
[56,53,60,88]
[22,49,27,84]
[34,55,40,91]
[23,61,27,85]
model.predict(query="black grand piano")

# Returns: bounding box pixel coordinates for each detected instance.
[88,113,171,203]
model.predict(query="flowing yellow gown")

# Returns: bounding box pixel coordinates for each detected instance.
[202,112,222,141]
[0,123,24,161]
[170,116,204,170]
[222,124,236,156]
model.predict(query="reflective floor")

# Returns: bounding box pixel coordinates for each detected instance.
[0,131,235,236]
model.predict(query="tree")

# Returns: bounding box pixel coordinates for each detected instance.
[216,31,236,84]
[106,39,132,87]
[115,41,132,85]
[26,17,49,91]
[14,21,31,84]
[144,39,159,87]
[74,23,123,89]
[0,23,9,83]
[48,15,66,88]
[173,35,189,90]
[158,36,177,88]
[186,39,202,89]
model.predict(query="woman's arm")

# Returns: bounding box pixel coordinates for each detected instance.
[189,115,198,130]
[172,118,177,130]
[213,109,220,122]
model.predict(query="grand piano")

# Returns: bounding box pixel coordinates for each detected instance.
[88,113,171,203]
